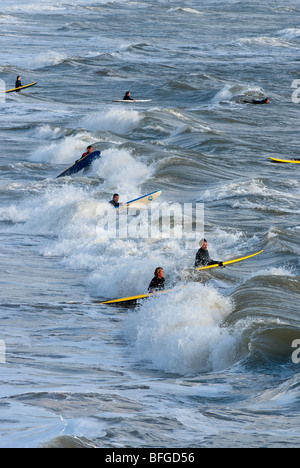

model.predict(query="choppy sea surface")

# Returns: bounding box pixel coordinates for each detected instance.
[0,0,299,448]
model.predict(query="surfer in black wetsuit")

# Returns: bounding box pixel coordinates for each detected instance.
[15,76,22,92]
[243,97,270,105]
[123,91,135,101]
[195,239,223,268]
[148,267,165,293]
[109,194,126,208]
[109,194,120,208]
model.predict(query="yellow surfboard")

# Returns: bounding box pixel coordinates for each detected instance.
[269,157,300,164]
[98,288,172,305]
[4,82,37,93]
[196,250,264,271]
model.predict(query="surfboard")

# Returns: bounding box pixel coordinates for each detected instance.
[115,190,162,210]
[113,99,152,103]
[99,288,172,305]
[269,157,300,164]
[196,250,264,271]
[5,82,37,93]
[56,151,101,178]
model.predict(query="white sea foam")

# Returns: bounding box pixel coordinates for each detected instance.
[250,267,295,278]
[6,50,68,70]
[29,132,93,164]
[212,83,265,104]
[90,147,153,192]
[29,51,68,69]
[239,36,292,48]
[277,28,300,40]
[202,179,300,204]
[124,283,236,375]
[81,108,142,134]
[168,7,205,15]
[0,14,21,24]
[4,3,66,13]
[34,125,63,139]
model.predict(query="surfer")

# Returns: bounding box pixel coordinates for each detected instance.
[148,267,165,293]
[75,145,94,163]
[243,97,270,105]
[123,91,135,101]
[81,145,94,158]
[109,194,126,208]
[15,76,22,91]
[109,194,121,208]
[195,239,223,268]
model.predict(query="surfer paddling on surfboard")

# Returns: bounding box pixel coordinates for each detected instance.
[148,267,165,293]
[195,239,224,268]
[123,91,136,101]
[243,97,270,105]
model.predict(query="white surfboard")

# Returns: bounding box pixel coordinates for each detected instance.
[113,99,152,103]
[116,190,162,210]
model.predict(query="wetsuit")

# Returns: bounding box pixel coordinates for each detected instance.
[15,79,22,92]
[252,98,269,104]
[123,95,134,100]
[109,200,120,208]
[148,276,165,293]
[243,98,269,105]
[195,248,222,268]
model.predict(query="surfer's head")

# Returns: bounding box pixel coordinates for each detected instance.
[112,194,119,203]
[86,145,94,153]
[154,267,164,279]
[199,239,208,250]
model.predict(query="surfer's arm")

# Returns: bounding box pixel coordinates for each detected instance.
[195,251,224,267]
[148,279,156,292]
[208,259,223,266]
[75,154,87,163]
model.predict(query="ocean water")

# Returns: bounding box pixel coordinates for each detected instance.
[0,0,300,448]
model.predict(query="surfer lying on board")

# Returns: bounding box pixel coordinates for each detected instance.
[148,267,165,293]
[195,239,224,268]
[15,76,22,91]
[123,91,136,101]
[243,97,270,105]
